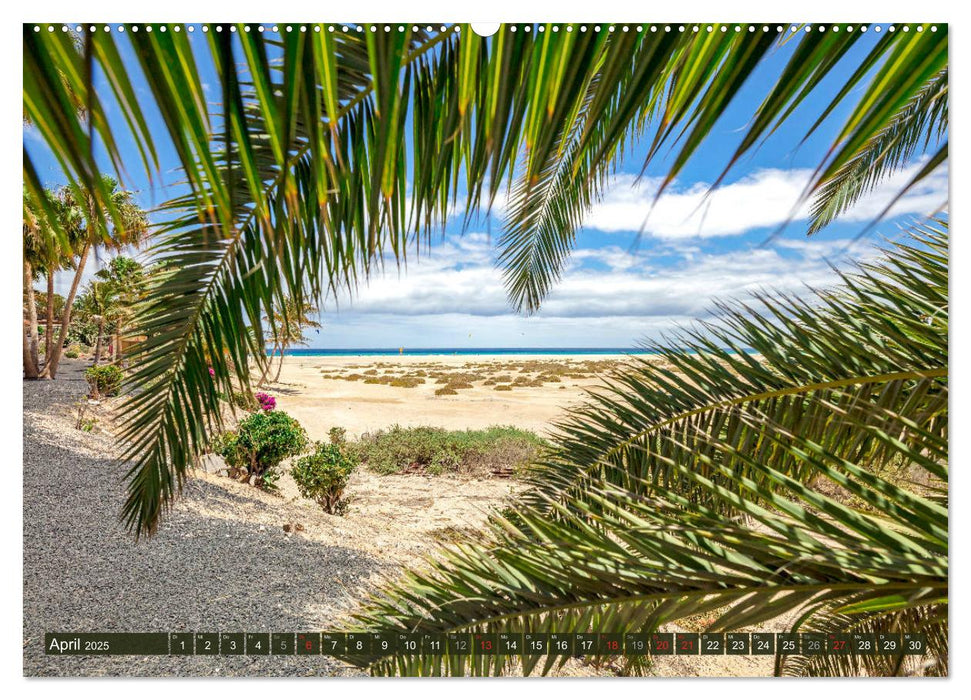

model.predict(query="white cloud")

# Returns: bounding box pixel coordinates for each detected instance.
[324,230,885,348]
[580,161,948,239]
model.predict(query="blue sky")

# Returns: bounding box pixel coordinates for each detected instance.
[24,27,948,349]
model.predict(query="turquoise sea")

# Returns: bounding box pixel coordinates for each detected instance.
[273,347,656,357]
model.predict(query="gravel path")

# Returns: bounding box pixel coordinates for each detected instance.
[23,360,380,677]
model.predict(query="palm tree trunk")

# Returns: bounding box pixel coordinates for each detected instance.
[23,259,40,379]
[93,318,105,366]
[272,352,285,383]
[44,271,55,360]
[41,240,90,379]
[257,343,279,387]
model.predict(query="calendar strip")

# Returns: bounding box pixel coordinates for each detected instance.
[44,632,927,657]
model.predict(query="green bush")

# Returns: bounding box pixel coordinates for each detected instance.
[291,442,356,514]
[229,390,258,411]
[348,425,547,476]
[214,410,308,489]
[84,364,123,397]
[328,426,347,446]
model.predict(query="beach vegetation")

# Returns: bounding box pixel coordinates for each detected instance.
[328,427,347,446]
[292,442,356,515]
[214,410,308,490]
[390,376,425,388]
[349,425,548,477]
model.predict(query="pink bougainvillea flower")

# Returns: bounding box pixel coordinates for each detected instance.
[254,392,276,411]
[208,366,215,377]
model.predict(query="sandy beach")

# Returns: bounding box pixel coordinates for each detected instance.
[264,353,637,439]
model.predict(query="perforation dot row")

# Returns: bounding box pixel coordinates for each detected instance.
[32,24,939,35]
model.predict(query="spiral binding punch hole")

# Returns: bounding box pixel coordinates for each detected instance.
[31,24,941,36]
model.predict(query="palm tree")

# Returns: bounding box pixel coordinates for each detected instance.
[93,256,147,363]
[38,177,148,379]
[22,24,947,538]
[259,295,322,386]
[23,188,47,378]
[340,221,948,676]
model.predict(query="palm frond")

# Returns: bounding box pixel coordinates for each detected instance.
[808,69,947,234]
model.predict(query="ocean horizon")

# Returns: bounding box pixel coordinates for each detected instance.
[270,347,658,357]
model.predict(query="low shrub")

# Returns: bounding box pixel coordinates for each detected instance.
[64,344,82,359]
[328,426,347,446]
[494,384,512,391]
[434,387,458,396]
[348,425,547,476]
[291,442,356,515]
[84,364,123,397]
[214,410,308,489]
[229,390,258,411]
[390,376,424,388]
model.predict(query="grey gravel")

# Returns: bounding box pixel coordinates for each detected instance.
[23,360,379,677]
